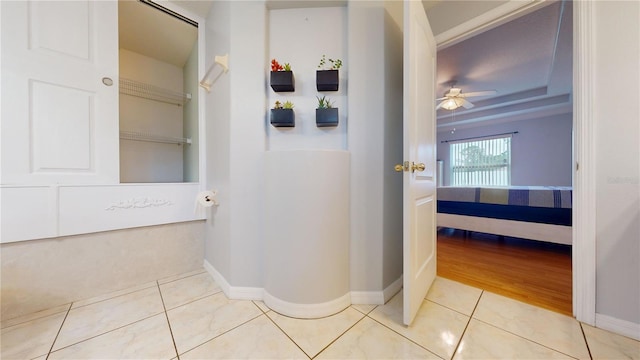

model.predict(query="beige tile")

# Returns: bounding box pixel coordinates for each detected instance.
[71,281,158,309]
[455,319,572,359]
[474,291,590,359]
[316,317,440,359]
[181,315,307,359]
[167,292,263,355]
[369,292,469,359]
[267,307,364,358]
[582,323,640,360]
[352,303,377,315]
[159,272,221,310]
[53,286,165,350]
[48,314,176,359]
[426,277,482,316]
[1,221,204,320]
[1,311,66,360]
[1,303,70,329]
[158,268,206,285]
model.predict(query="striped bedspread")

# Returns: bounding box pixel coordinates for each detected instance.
[437,186,572,209]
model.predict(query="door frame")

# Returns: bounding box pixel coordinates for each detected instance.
[431,0,596,325]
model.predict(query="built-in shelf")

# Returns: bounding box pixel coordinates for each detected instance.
[120,131,191,145]
[119,78,191,106]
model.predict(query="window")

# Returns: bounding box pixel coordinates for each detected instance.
[450,135,511,186]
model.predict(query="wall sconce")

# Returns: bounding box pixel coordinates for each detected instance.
[199,54,229,92]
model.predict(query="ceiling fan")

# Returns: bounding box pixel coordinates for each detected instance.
[436,86,497,111]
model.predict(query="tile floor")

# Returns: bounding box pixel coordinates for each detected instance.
[2,269,639,359]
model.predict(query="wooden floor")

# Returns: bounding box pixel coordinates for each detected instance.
[437,228,572,316]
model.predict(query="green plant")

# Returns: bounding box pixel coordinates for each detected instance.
[316,95,334,109]
[283,63,292,71]
[318,54,342,70]
[274,100,294,109]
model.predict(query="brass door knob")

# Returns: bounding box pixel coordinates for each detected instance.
[412,162,426,172]
[394,164,405,172]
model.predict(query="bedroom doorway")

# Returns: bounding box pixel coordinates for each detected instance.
[430,1,576,316]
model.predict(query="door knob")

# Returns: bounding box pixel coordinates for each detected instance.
[395,162,425,173]
[412,162,426,172]
[395,161,409,172]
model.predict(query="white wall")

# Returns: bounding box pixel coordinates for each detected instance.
[267,7,347,150]
[436,113,573,186]
[204,1,402,301]
[593,0,640,331]
[348,1,404,297]
[204,0,266,289]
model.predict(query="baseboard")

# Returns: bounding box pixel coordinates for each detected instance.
[595,313,640,341]
[263,290,351,319]
[204,260,404,314]
[350,291,384,305]
[350,276,403,305]
[383,276,403,303]
[203,260,262,301]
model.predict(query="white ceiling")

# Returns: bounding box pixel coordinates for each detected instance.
[427,1,573,131]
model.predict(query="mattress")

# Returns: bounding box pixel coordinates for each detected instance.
[437,186,572,226]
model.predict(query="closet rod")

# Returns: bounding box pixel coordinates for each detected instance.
[139,0,198,28]
[120,131,191,146]
[440,131,519,143]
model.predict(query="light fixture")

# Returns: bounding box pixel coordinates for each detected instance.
[441,97,464,110]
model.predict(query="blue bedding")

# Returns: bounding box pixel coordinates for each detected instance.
[437,186,572,226]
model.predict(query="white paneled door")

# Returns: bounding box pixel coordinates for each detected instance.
[1,1,119,185]
[402,0,438,326]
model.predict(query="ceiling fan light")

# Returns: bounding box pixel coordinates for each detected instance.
[441,98,463,110]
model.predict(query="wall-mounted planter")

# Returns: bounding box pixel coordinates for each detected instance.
[316,108,338,127]
[271,109,295,127]
[270,71,295,92]
[316,70,339,91]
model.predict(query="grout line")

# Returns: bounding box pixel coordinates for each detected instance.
[1,305,72,330]
[157,281,181,360]
[579,322,594,359]
[70,282,158,311]
[365,309,442,358]
[157,269,207,286]
[263,313,313,359]
[472,317,582,359]
[162,289,223,312]
[44,303,72,360]
[310,313,369,359]
[47,312,165,355]
[177,312,264,357]
[449,290,484,359]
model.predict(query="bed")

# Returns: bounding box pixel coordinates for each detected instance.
[437,186,572,245]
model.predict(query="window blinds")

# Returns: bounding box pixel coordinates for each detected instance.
[450,135,512,186]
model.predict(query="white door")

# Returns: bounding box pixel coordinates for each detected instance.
[401,0,438,326]
[1,1,119,185]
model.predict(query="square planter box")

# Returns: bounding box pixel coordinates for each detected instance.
[270,108,295,127]
[316,70,339,91]
[316,108,339,127]
[270,71,295,92]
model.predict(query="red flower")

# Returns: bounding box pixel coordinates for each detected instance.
[271,59,283,72]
